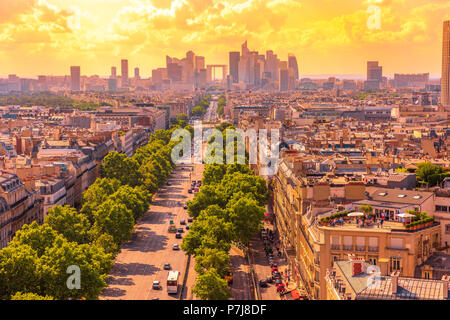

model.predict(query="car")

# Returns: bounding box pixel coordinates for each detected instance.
[180,220,186,225]
[152,280,161,290]
[273,271,281,279]
[177,227,184,233]
[172,244,180,250]
[184,205,187,209]
[187,217,193,223]
[167,182,172,186]
[186,224,190,230]
[175,233,182,239]
[259,279,268,288]
[163,263,171,270]
[188,189,192,194]
[151,298,159,300]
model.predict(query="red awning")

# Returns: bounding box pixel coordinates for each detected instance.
[290,289,300,300]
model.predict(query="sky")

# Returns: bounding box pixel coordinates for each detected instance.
[0,0,449,78]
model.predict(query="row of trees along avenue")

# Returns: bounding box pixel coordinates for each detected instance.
[182,122,268,300]
[0,117,193,300]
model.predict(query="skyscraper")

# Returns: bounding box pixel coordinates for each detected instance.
[70,66,80,91]
[121,59,129,86]
[195,56,205,72]
[367,61,383,82]
[365,61,383,90]
[134,67,140,80]
[228,52,240,84]
[442,20,450,107]
[111,67,116,78]
[288,54,299,80]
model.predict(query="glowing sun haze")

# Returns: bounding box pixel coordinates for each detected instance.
[0,0,449,77]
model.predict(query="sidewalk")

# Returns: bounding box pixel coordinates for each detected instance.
[249,220,289,300]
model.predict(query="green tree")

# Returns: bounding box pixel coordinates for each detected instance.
[181,215,233,255]
[226,194,265,244]
[37,236,109,300]
[187,185,227,218]
[416,162,445,186]
[45,205,91,244]
[0,244,39,299]
[108,185,150,221]
[192,105,206,116]
[80,178,122,222]
[11,292,54,300]
[192,268,231,300]
[218,172,268,207]
[93,233,119,255]
[90,199,135,244]
[8,222,58,257]
[359,205,374,217]
[101,151,142,187]
[194,248,231,277]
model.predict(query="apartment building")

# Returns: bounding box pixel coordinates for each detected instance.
[325,256,449,300]
[272,156,442,300]
[0,173,42,249]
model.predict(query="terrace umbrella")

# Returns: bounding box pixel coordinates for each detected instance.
[347,212,364,217]
[398,212,416,224]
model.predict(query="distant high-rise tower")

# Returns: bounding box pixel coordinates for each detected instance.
[195,56,205,72]
[367,61,383,82]
[134,67,140,80]
[365,61,383,90]
[111,67,117,78]
[70,66,80,91]
[229,52,240,83]
[288,54,299,80]
[121,59,129,86]
[442,20,450,107]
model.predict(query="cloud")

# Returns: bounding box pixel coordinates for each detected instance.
[0,0,448,76]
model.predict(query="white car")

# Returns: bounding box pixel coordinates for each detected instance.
[152,280,161,290]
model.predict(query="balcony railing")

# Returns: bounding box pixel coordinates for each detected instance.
[331,244,341,250]
[343,245,353,251]
[356,245,366,252]
[368,246,379,252]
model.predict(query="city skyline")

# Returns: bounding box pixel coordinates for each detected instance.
[1,0,450,77]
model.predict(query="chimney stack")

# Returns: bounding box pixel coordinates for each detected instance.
[442,275,449,299]
[391,271,400,294]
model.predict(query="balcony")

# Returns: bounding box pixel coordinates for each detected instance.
[355,245,366,252]
[368,246,379,253]
[331,244,341,250]
[343,245,353,251]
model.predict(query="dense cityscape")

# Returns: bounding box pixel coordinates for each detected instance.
[0,1,449,309]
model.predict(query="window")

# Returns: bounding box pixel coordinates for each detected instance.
[390,257,402,272]
[397,194,406,198]
[368,237,379,252]
[356,237,365,252]
[446,224,450,235]
[390,238,404,250]
[343,236,353,251]
[331,235,341,250]
[368,256,378,266]
[423,271,431,279]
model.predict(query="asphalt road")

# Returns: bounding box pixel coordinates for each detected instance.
[100,163,201,300]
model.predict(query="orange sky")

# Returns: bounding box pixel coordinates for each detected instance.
[0,0,449,78]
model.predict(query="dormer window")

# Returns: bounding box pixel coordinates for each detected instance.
[413,195,422,199]
[378,192,387,196]
[397,194,406,198]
